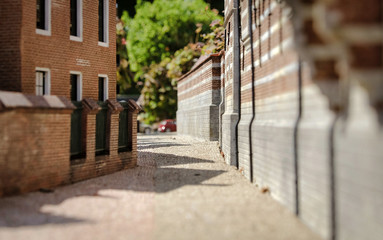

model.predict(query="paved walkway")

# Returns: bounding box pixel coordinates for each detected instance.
[0,134,321,240]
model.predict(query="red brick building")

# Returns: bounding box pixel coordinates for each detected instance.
[0,0,140,196]
[0,0,116,99]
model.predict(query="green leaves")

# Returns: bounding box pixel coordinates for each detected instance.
[127,0,219,72]
[118,0,223,124]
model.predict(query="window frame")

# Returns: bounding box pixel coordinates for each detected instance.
[98,74,109,101]
[36,0,51,36]
[70,0,83,42]
[98,0,109,47]
[35,67,51,96]
[70,71,83,101]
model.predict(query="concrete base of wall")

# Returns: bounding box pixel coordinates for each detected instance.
[177,104,220,141]
[238,113,252,181]
[222,112,239,166]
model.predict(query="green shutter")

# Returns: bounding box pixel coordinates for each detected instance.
[95,102,108,155]
[70,101,84,159]
[118,102,131,152]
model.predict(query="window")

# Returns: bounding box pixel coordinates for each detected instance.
[70,0,83,41]
[98,75,108,101]
[36,0,51,36]
[35,68,50,95]
[70,72,82,101]
[98,0,109,46]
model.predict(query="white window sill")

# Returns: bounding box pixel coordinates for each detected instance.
[36,28,51,36]
[98,41,109,47]
[70,35,83,42]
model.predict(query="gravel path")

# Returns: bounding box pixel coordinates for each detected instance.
[0,134,321,240]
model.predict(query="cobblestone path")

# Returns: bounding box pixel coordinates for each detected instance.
[0,134,321,240]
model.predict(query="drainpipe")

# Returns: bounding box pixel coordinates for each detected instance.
[218,52,225,150]
[248,0,255,182]
[233,0,241,169]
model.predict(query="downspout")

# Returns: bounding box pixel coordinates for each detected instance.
[294,57,303,215]
[248,0,255,182]
[234,0,241,169]
[218,47,225,150]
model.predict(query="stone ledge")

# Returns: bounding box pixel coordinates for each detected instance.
[127,99,142,113]
[0,90,75,113]
[82,98,100,114]
[107,99,124,114]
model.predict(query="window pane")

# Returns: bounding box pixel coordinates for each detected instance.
[70,0,78,36]
[98,0,104,42]
[70,74,78,101]
[36,0,46,29]
[42,72,46,95]
[98,77,104,101]
[36,71,46,96]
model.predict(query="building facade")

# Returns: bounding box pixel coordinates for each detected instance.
[0,0,140,196]
[178,0,383,239]
[0,0,116,99]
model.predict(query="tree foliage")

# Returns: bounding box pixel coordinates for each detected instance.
[116,12,141,94]
[127,0,218,74]
[141,18,224,124]
[117,0,224,124]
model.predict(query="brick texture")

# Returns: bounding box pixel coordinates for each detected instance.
[177,54,222,141]
[178,0,383,239]
[0,0,140,196]
[0,0,117,99]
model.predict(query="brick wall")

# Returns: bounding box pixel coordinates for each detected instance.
[178,0,383,239]
[0,92,140,197]
[71,98,140,183]
[0,92,74,196]
[0,0,22,91]
[177,54,222,141]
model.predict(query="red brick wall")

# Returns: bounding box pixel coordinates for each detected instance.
[0,92,139,196]
[1,0,116,99]
[178,54,221,101]
[0,0,22,92]
[0,93,74,197]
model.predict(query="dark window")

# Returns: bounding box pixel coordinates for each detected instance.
[70,74,78,101]
[36,0,46,29]
[36,71,46,95]
[227,22,230,46]
[116,83,120,95]
[70,0,78,36]
[98,77,104,101]
[98,0,105,42]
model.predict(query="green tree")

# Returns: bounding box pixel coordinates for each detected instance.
[141,19,224,124]
[127,0,218,74]
[122,0,223,124]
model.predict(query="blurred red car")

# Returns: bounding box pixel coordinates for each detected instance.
[158,119,177,132]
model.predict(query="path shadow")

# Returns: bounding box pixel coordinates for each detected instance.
[154,152,215,167]
[0,149,227,228]
[138,141,190,150]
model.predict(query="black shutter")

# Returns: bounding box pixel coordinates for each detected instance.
[98,77,104,101]
[36,0,46,29]
[98,0,104,42]
[70,0,78,36]
[70,74,78,101]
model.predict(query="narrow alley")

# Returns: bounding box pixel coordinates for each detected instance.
[0,134,321,240]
